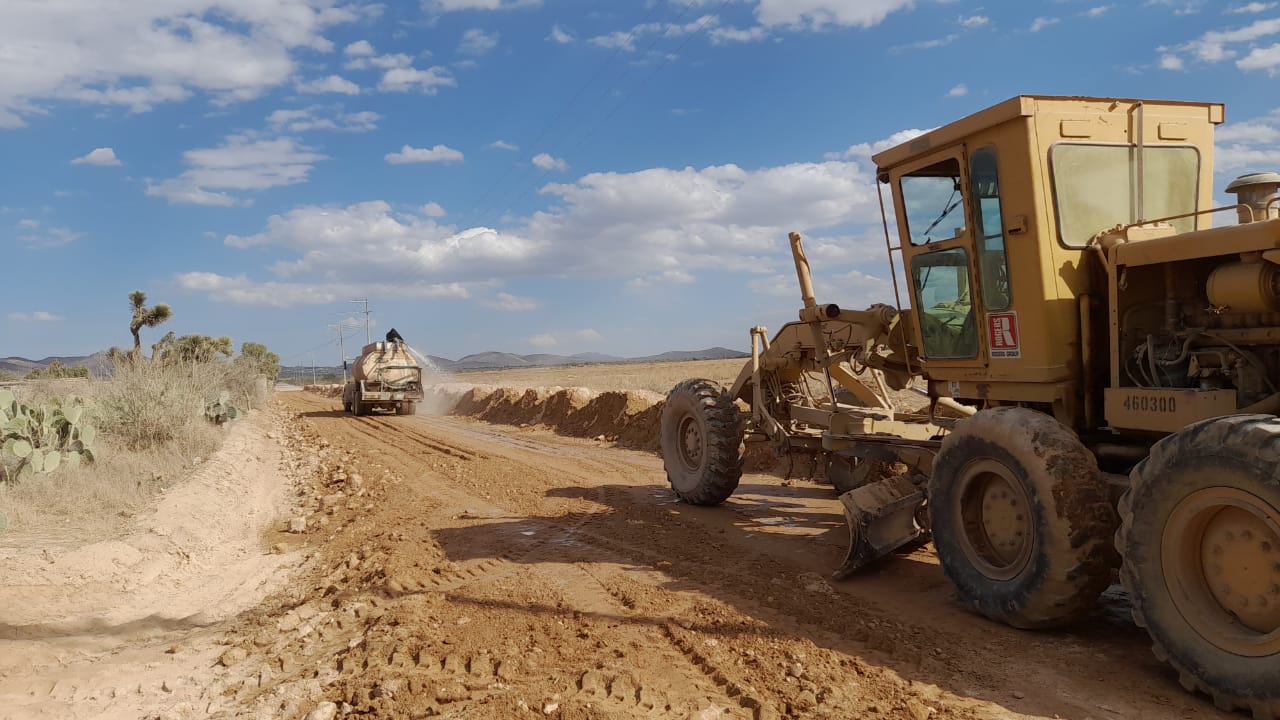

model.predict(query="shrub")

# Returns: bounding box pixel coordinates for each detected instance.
[98,355,269,450]
[25,359,89,380]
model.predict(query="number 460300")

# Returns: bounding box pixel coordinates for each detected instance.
[1123,394,1177,413]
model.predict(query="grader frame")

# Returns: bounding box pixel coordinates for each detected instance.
[660,96,1280,718]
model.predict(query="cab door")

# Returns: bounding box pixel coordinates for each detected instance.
[893,148,989,372]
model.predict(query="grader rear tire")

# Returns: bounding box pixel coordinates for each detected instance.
[929,407,1117,629]
[660,379,744,505]
[1118,415,1280,718]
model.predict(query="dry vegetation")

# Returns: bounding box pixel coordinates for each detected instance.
[0,359,271,539]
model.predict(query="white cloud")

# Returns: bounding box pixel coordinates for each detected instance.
[1030,17,1060,32]
[891,34,959,53]
[754,0,914,29]
[1214,112,1280,173]
[1164,17,1280,70]
[342,48,456,94]
[1145,0,1204,13]
[0,1,366,126]
[17,224,83,249]
[202,201,540,305]
[1229,2,1277,12]
[378,66,457,93]
[385,144,465,164]
[1085,6,1113,18]
[421,201,448,217]
[180,150,895,307]
[532,153,568,171]
[71,147,121,166]
[176,271,479,307]
[589,16,719,51]
[708,25,770,44]
[8,311,62,322]
[527,333,557,349]
[960,15,989,28]
[459,28,500,55]
[146,134,326,206]
[1218,120,1280,144]
[425,0,542,11]
[947,83,968,97]
[575,328,603,343]
[825,127,935,160]
[345,40,376,56]
[296,75,362,95]
[490,139,519,150]
[1238,44,1280,72]
[482,292,539,311]
[1160,53,1186,70]
[548,24,574,44]
[267,106,380,133]
[345,52,414,70]
[626,269,696,288]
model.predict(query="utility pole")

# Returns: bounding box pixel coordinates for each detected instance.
[310,352,316,384]
[330,321,349,383]
[349,298,371,345]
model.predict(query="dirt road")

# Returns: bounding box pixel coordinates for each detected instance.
[0,385,1233,719]
[246,390,1226,720]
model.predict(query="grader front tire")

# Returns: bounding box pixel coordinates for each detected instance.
[929,407,1117,629]
[1119,415,1280,718]
[660,379,744,505]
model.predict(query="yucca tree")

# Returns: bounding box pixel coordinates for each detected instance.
[128,290,172,358]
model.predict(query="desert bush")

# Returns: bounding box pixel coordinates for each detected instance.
[98,356,268,451]
[25,359,90,380]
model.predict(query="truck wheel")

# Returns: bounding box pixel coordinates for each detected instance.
[660,379,744,505]
[1118,415,1280,717]
[397,402,417,416]
[353,400,366,417]
[929,407,1117,629]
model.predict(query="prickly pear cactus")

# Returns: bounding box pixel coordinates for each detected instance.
[0,389,96,480]
[203,390,240,426]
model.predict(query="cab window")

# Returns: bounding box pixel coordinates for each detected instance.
[970,147,1011,310]
[911,248,978,358]
[1050,144,1200,247]
[901,158,968,246]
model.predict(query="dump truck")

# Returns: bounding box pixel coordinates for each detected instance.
[342,334,423,416]
[660,95,1280,716]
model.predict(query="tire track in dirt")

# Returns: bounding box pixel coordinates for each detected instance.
[274,391,1233,720]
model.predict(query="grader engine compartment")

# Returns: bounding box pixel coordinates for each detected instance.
[1097,173,1280,431]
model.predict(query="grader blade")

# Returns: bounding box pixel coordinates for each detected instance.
[833,474,925,579]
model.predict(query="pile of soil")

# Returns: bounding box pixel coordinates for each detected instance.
[416,384,667,452]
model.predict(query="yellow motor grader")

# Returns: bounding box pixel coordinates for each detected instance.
[660,95,1280,716]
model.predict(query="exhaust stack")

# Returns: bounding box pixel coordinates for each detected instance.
[1225,172,1280,224]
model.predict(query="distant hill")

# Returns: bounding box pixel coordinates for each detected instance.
[277,346,748,379]
[0,352,111,376]
[3,347,748,380]
[631,347,749,363]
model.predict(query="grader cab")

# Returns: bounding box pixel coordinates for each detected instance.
[660,96,1280,716]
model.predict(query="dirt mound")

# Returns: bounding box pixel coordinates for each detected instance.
[430,384,667,452]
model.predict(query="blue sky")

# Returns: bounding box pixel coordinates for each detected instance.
[6,0,1280,367]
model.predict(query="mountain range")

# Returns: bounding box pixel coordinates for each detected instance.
[0,347,748,377]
